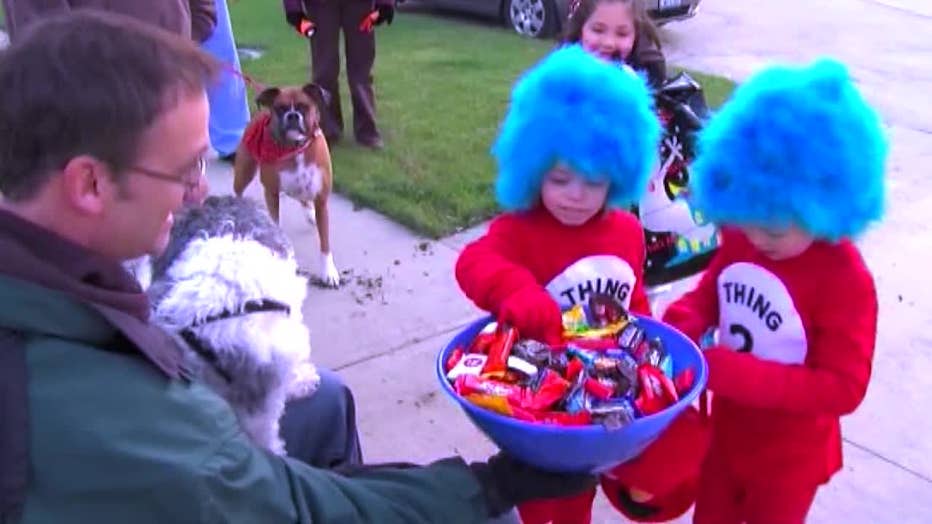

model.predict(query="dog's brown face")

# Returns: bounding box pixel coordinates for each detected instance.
[256,83,330,147]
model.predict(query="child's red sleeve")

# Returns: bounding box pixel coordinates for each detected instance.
[455,215,541,313]
[705,258,877,416]
[660,232,733,342]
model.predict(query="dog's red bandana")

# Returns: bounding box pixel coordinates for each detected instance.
[241,112,311,165]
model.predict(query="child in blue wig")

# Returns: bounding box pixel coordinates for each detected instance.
[663,58,887,523]
[455,44,664,524]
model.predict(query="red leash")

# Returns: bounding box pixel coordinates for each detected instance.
[221,61,267,93]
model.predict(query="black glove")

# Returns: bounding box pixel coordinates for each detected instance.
[285,9,305,30]
[375,4,394,25]
[469,453,598,518]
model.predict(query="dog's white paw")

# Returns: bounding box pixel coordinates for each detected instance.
[302,202,317,224]
[289,360,321,399]
[319,252,340,287]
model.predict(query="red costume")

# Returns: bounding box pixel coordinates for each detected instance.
[456,207,651,319]
[662,228,878,523]
[456,206,651,524]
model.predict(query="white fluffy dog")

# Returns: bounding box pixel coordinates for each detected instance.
[147,195,320,455]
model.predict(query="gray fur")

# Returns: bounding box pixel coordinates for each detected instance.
[152,195,293,284]
[149,195,318,455]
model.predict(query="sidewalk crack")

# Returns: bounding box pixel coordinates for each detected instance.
[843,437,932,484]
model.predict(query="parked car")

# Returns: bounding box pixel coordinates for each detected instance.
[416,0,701,39]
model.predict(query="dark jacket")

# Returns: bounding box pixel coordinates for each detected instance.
[629,36,667,89]
[1,0,218,42]
[0,208,490,524]
[283,0,396,13]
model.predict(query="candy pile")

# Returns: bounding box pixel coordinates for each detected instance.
[444,294,697,429]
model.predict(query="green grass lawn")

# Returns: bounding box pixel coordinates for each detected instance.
[228,3,736,238]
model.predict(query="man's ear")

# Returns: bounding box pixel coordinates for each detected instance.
[60,155,109,215]
[256,87,281,109]
[302,83,331,109]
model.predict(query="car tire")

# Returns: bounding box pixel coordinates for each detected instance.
[505,0,560,39]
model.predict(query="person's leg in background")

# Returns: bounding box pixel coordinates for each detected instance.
[279,368,520,524]
[306,0,345,143]
[201,0,250,161]
[280,368,363,469]
[341,0,381,148]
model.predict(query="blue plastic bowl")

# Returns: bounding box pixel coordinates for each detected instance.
[437,314,707,473]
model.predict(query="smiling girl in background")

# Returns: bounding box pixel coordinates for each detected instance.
[562,0,667,87]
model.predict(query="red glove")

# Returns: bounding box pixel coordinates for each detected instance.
[498,287,563,345]
[285,10,315,38]
[358,10,380,32]
[359,5,395,32]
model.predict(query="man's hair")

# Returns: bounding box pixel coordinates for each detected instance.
[0,9,219,201]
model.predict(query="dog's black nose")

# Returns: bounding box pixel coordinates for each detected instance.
[285,112,302,125]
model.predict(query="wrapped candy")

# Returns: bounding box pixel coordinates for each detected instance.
[482,325,518,379]
[449,293,689,429]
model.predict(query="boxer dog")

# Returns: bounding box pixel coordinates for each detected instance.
[233,83,340,287]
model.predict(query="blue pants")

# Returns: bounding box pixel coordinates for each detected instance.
[201,0,250,157]
[280,369,363,468]
[280,370,523,523]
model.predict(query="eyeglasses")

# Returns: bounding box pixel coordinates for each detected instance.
[131,157,206,190]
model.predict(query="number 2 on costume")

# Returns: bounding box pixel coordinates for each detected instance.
[729,323,754,353]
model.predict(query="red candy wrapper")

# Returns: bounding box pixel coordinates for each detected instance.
[482,325,518,379]
[454,374,521,398]
[584,377,615,400]
[524,369,571,411]
[565,358,586,382]
[635,364,679,415]
[674,367,695,395]
[445,347,464,372]
[563,337,619,351]
[470,325,498,355]
[456,370,570,415]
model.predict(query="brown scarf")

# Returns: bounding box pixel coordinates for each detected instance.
[0,208,185,521]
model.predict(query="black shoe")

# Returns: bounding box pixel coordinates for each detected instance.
[357,136,384,150]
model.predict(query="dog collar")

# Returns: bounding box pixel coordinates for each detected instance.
[178,299,293,383]
[189,299,292,327]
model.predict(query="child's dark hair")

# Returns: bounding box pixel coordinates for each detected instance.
[561,0,666,86]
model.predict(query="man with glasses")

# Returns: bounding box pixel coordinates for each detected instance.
[0,11,592,523]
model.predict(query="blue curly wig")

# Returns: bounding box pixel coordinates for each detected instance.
[492,44,661,211]
[689,58,888,241]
